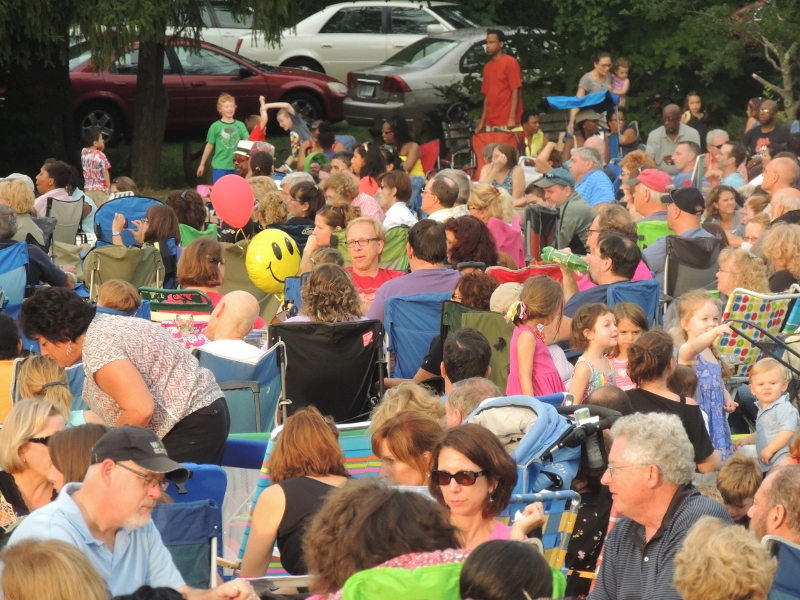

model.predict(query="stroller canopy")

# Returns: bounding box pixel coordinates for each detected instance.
[546,90,620,113]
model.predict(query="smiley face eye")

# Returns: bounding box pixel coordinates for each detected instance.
[271,242,283,261]
[284,237,294,255]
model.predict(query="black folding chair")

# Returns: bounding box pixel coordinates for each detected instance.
[524,204,559,263]
[268,320,387,424]
[662,235,721,310]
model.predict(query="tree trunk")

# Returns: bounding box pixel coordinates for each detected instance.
[0,41,74,174]
[130,40,169,190]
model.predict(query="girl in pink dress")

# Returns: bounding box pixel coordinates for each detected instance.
[607,303,649,391]
[505,276,566,397]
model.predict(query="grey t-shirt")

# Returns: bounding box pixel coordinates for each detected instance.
[578,72,611,95]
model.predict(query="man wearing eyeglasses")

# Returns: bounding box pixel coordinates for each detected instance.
[588,413,731,600]
[7,426,258,599]
[344,217,403,313]
[742,99,790,160]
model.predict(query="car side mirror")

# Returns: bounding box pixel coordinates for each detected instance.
[426,24,445,35]
[239,66,255,78]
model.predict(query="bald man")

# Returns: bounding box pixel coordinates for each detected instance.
[645,104,700,176]
[762,156,799,195]
[202,291,264,364]
[770,187,800,224]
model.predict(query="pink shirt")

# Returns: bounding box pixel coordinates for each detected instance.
[81,147,111,191]
[352,192,385,223]
[489,520,513,540]
[576,259,652,291]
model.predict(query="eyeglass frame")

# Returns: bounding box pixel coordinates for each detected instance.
[116,462,170,492]
[606,463,651,478]
[344,237,378,248]
[28,435,52,446]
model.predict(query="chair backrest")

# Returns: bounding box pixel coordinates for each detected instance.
[718,288,800,379]
[332,226,411,272]
[30,216,57,254]
[504,490,581,572]
[237,421,378,567]
[83,245,165,300]
[441,300,514,393]
[219,240,281,323]
[47,197,85,245]
[765,535,800,599]
[303,151,331,173]
[139,287,214,314]
[0,243,29,310]
[151,499,220,589]
[524,204,560,262]
[179,223,218,247]
[194,343,283,433]
[268,320,386,423]
[342,559,464,600]
[636,220,673,250]
[93,195,163,246]
[282,273,309,318]
[419,139,440,174]
[385,292,451,379]
[663,235,721,301]
[486,264,563,286]
[606,279,662,327]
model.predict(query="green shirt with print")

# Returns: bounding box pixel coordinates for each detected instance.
[207,119,249,170]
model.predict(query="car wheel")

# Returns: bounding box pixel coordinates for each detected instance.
[76,102,125,146]
[282,91,324,126]
[282,57,325,74]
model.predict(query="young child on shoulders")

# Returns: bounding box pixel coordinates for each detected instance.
[569,303,618,403]
[246,95,269,142]
[607,302,648,391]
[197,93,250,183]
[80,126,111,207]
[678,290,737,460]
[716,453,761,527]
[734,358,800,472]
[505,276,566,397]
[610,58,630,107]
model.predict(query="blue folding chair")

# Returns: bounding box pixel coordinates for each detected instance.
[282,273,309,319]
[194,343,283,433]
[152,499,221,589]
[766,535,800,599]
[93,195,162,247]
[385,292,451,379]
[0,243,30,319]
[606,279,662,327]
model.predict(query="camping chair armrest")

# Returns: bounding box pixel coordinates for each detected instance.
[217,557,240,570]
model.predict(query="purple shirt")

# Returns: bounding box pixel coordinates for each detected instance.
[366,267,462,321]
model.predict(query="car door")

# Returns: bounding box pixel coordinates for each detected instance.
[207,0,253,51]
[101,47,186,126]
[312,6,387,82]
[175,45,261,128]
[387,7,444,58]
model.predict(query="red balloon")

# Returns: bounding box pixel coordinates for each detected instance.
[210,175,255,228]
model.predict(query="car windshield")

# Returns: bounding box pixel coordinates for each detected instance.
[429,5,494,28]
[383,38,459,68]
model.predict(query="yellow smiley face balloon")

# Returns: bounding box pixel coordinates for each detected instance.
[246,230,301,295]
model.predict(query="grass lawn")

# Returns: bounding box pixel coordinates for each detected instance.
[104,121,373,200]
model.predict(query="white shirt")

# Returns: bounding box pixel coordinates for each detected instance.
[201,339,265,365]
[426,207,456,223]
[383,202,419,229]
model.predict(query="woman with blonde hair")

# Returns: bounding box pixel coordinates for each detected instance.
[370,381,445,431]
[0,399,67,542]
[716,247,770,300]
[320,172,384,223]
[240,406,349,576]
[253,189,287,227]
[467,184,523,267]
[17,356,72,415]
[1,539,108,600]
[0,178,44,246]
[760,222,800,292]
[286,263,363,323]
[673,516,776,600]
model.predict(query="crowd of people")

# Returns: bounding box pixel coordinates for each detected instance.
[3,27,800,600]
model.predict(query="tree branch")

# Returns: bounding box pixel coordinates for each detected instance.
[752,72,787,95]
[761,35,782,72]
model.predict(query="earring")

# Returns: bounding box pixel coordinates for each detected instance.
[67,343,73,356]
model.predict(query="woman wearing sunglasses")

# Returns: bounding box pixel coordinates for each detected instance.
[428,424,544,549]
[0,399,67,544]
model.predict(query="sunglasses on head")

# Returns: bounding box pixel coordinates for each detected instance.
[431,469,487,486]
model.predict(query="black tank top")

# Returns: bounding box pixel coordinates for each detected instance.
[276,477,339,575]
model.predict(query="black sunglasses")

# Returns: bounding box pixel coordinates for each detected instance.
[29,436,51,446]
[431,469,487,486]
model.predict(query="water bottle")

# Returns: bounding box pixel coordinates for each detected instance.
[541,247,588,271]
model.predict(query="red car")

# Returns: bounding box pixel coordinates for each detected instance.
[70,38,347,145]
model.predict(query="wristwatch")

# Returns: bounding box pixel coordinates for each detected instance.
[112,231,122,236]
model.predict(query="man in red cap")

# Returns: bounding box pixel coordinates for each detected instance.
[629,168,673,223]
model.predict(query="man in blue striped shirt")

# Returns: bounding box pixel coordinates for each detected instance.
[589,412,731,600]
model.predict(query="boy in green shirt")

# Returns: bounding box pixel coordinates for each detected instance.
[197,93,249,183]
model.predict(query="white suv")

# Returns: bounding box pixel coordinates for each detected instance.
[235,1,492,83]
